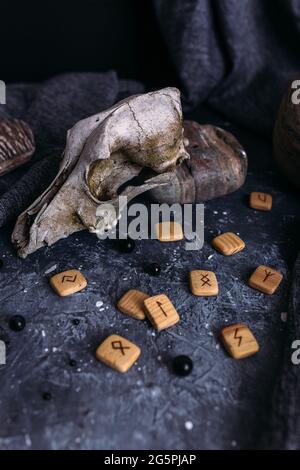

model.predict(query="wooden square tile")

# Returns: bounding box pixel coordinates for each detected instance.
[50,269,87,296]
[249,265,283,294]
[95,334,141,373]
[250,192,272,211]
[144,294,179,331]
[117,289,149,320]
[189,270,219,296]
[220,323,259,359]
[212,232,245,256]
[156,221,183,242]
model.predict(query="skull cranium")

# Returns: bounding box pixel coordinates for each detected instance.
[12,87,189,257]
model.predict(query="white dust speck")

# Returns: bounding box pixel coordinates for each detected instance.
[41,330,46,337]
[44,348,49,353]
[208,254,214,260]
[216,343,220,350]
[222,211,228,215]
[281,312,288,322]
[185,421,193,431]
[152,331,156,337]
[25,434,32,448]
[138,367,142,371]
[137,380,142,386]
[44,265,57,275]
[123,278,128,281]
[205,323,209,329]
[213,211,218,215]
[231,440,237,447]
[157,355,162,361]
[77,368,82,372]
[99,308,105,312]
[96,300,103,308]
[52,347,58,352]
[208,331,213,336]
[23,289,27,293]
[75,437,81,444]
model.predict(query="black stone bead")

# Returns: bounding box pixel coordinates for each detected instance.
[146,263,161,276]
[172,355,193,377]
[72,319,80,326]
[9,315,26,332]
[42,392,52,401]
[118,237,135,253]
[69,359,77,367]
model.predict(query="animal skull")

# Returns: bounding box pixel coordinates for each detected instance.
[12,87,189,258]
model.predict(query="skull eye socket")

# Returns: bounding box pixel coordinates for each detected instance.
[86,159,115,200]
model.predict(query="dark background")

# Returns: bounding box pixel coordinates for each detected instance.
[1,0,176,88]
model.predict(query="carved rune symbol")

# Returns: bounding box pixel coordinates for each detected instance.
[200,273,211,287]
[157,301,168,317]
[234,328,243,347]
[263,269,275,283]
[258,193,267,202]
[111,340,130,356]
[61,274,77,283]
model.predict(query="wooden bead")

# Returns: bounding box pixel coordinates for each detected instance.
[249,192,272,211]
[189,270,219,296]
[155,221,183,242]
[248,265,283,294]
[50,269,87,296]
[220,324,259,359]
[144,294,179,331]
[117,289,149,320]
[95,334,141,373]
[212,232,245,256]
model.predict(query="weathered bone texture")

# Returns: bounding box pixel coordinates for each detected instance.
[12,88,189,258]
[273,78,300,189]
[149,121,247,203]
[0,119,35,176]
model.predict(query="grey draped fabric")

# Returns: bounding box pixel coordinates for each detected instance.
[154,0,300,135]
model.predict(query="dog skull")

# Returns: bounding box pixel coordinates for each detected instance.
[12,87,189,258]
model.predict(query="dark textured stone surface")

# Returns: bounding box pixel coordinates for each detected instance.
[0,108,299,449]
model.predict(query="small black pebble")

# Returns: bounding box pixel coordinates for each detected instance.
[118,237,135,253]
[146,263,161,276]
[9,315,26,332]
[42,392,52,401]
[172,355,193,377]
[72,319,80,326]
[69,359,77,367]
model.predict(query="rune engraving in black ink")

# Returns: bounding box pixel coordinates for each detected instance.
[111,340,130,356]
[234,328,243,347]
[258,193,267,202]
[263,269,275,283]
[157,301,168,317]
[61,274,77,283]
[200,273,211,287]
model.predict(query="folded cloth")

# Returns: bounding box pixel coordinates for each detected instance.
[0,71,144,226]
[154,0,300,135]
